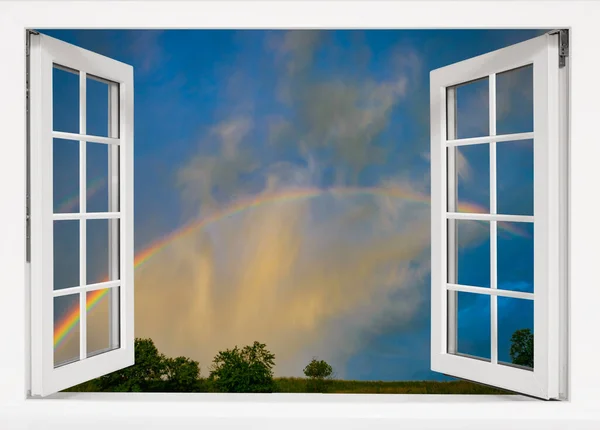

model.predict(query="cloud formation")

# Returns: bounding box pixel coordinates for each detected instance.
[128,31,439,377]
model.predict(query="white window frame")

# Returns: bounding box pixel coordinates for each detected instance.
[1,1,600,429]
[28,32,135,396]
[430,32,567,400]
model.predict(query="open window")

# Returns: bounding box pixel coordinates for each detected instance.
[27,31,134,396]
[430,31,569,399]
[26,29,568,400]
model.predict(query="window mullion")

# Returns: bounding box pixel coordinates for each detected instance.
[489,73,498,365]
[79,71,87,362]
[108,82,120,350]
[446,86,458,355]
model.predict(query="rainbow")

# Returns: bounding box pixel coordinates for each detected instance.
[54,185,528,350]
[54,288,110,349]
[56,177,106,213]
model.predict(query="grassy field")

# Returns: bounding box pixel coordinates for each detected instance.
[64,377,511,394]
[274,377,510,394]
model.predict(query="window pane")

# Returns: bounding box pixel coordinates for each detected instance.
[54,293,80,367]
[498,297,534,370]
[87,218,119,284]
[53,139,79,213]
[86,76,110,137]
[454,291,491,361]
[448,77,489,139]
[52,65,79,134]
[53,220,79,290]
[453,144,490,214]
[450,219,491,288]
[497,139,534,216]
[496,65,534,135]
[497,222,534,293]
[87,142,110,212]
[87,287,120,358]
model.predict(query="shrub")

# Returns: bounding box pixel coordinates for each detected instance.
[208,341,276,393]
[93,338,202,392]
[303,358,333,392]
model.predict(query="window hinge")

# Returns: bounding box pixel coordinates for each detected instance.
[25,30,39,57]
[547,29,569,68]
[558,29,569,68]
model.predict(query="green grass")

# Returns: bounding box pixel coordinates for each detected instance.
[274,377,511,394]
[64,377,511,394]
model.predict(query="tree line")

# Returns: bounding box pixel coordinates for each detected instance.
[73,338,333,393]
[67,328,532,393]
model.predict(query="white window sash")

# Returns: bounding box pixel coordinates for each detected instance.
[28,32,135,397]
[430,32,565,400]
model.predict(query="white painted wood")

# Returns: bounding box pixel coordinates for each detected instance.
[29,32,134,397]
[557,41,570,401]
[52,280,121,298]
[53,212,121,221]
[108,81,120,350]
[446,283,534,300]
[446,87,457,355]
[489,72,498,365]
[446,131,533,147]
[431,32,563,399]
[79,71,87,362]
[52,131,119,145]
[446,212,533,223]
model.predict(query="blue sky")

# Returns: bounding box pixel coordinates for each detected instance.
[46,29,543,380]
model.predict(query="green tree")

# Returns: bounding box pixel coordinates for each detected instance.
[163,356,202,392]
[510,328,534,368]
[303,358,334,392]
[96,338,166,392]
[92,338,202,392]
[208,341,276,393]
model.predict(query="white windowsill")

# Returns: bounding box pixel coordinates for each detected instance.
[4,392,599,429]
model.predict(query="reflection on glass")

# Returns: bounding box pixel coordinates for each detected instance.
[52,65,79,134]
[54,293,80,367]
[497,139,534,216]
[450,77,489,139]
[87,142,110,212]
[498,297,533,370]
[496,65,533,135]
[452,220,490,288]
[87,76,110,137]
[87,219,120,284]
[498,222,534,293]
[53,139,79,213]
[87,287,120,358]
[455,291,491,361]
[53,220,79,290]
[454,144,490,214]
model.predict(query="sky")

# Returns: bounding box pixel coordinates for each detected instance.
[45,29,544,381]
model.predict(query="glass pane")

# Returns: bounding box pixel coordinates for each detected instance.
[498,297,534,370]
[497,139,534,216]
[87,287,120,358]
[454,144,490,214]
[451,219,490,288]
[52,65,79,134]
[455,291,491,361]
[53,139,79,213]
[498,222,534,293]
[54,220,79,290]
[87,219,119,284]
[449,77,489,139]
[496,65,534,135]
[86,76,109,137]
[54,293,80,367]
[87,142,110,213]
